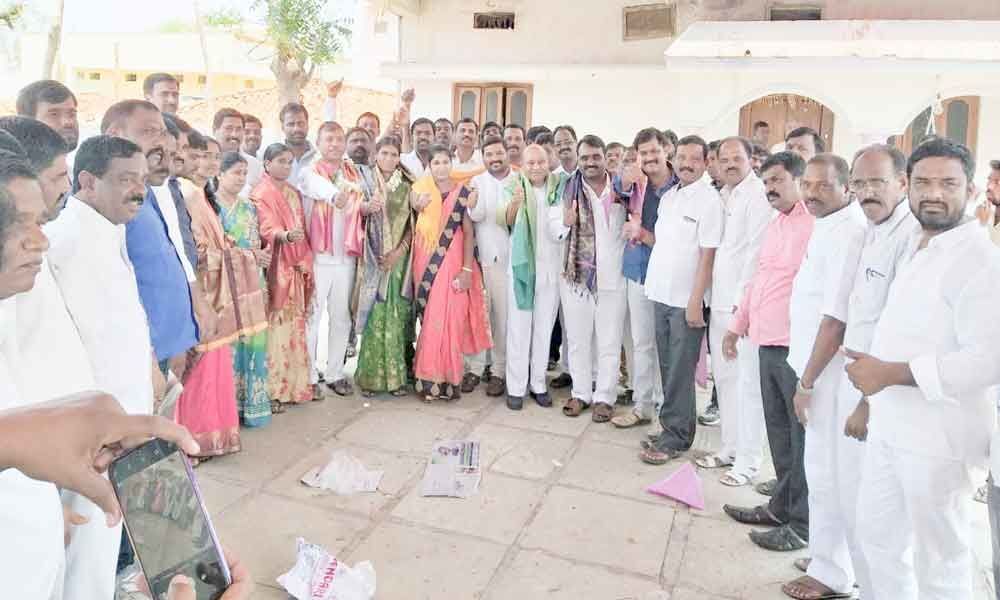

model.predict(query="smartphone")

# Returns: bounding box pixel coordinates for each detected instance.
[109,438,231,600]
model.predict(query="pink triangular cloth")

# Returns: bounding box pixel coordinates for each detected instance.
[646,462,705,510]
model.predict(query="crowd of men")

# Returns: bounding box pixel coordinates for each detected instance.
[1,69,1000,600]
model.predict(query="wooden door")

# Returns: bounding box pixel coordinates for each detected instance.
[898,96,980,156]
[453,86,483,125]
[739,94,835,150]
[504,86,533,128]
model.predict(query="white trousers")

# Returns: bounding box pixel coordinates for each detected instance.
[468,261,509,376]
[709,311,765,473]
[62,491,120,600]
[307,260,356,383]
[859,439,975,600]
[803,355,855,594]
[507,276,561,397]
[835,371,873,598]
[623,279,661,412]
[560,281,627,406]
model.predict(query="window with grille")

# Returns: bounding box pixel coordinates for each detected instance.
[473,12,515,30]
[769,5,822,20]
[623,4,676,41]
[125,73,137,82]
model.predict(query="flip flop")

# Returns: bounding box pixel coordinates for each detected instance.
[781,575,852,599]
[562,397,590,417]
[694,453,734,469]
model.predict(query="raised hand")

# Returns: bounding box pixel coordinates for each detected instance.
[326,79,344,98]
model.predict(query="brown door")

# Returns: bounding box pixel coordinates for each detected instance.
[739,94,835,150]
[898,96,980,156]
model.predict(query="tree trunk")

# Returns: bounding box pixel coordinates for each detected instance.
[41,0,64,79]
[192,0,214,115]
[271,53,309,107]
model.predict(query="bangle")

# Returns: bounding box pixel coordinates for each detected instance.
[462,267,473,273]
[796,380,814,396]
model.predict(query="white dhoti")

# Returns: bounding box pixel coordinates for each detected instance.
[858,438,975,600]
[623,278,661,414]
[803,355,855,595]
[559,280,626,406]
[834,370,872,597]
[709,312,765,474]
[307,259,356,383]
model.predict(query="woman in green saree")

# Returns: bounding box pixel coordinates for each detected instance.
[354,136,415,396]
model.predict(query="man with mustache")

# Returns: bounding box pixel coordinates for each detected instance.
[782,144,913,600]
[606,142,626,175]
[280,102,316,186]
[45,135,160,599]
[845,139,1000,600]
[785,126,824,162]
[401,117,435,177]
[720,151,814,558]
[611,128,675,434]
[16,79,80,155]
[696,137,773,488]
[504,124,526,170]
[434,118,455,149]
[143,72,181,115]
[242,114,264,158]
[213,108,263,196]
[345,126,377,191]
[466,136,518,401]
[552,125,578,176]
[453,118,484,171]
[639,135,724,464]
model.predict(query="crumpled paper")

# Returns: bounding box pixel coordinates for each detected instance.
[300,450,383,495]
[277,538,376,600]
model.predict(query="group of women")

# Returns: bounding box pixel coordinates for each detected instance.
[174,135,493,462]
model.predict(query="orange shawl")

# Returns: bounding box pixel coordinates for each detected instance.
[251,174,315,314]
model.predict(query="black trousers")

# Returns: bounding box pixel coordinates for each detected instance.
[759,345,809,539]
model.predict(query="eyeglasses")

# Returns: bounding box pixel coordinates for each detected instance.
[849,178,889,192]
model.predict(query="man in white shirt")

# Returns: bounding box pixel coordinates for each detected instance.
[550,135,627,424]
[504,144,565,410]
[401,118,434,177]
[846,138,1000,600]
[242,114,264,158]
[454,118,484,171]
[772,154,865,595]
[48,136,159,599]
[213,108,263,196]
[467,136,518,400]
[150,128,198,284]
[0,154,67,600]
[697,137,774,487]
[504,124,526,170]
[639,135,724,465]
[813,144,914,600]
[552,125,578,176]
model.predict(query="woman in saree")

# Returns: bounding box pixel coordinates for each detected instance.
[410,144,492,402]
[215,152,273,426]
[354,136,415,397]
[174,151,268,459]
[252,143,316,407]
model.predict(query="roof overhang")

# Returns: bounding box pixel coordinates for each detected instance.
[664,20,1000,72]
[379,62,664,81]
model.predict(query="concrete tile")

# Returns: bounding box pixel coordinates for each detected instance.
[676,515,807,598]
[558,439,683,506]
[347,522,506,600]
[214,493,370,586]
[264,441,424,518]
[670,585,738,599]
[335,409,466,454]
[696,467,770,519]
[264,392,369,444]
[196,426,312,485]
[192,475,252,516]
[250,584,291,599]
[520,486,674,578]
[391,472,545,544]
[584,417,655,448]
[486,549,667,600]
[484,399,591,438]
[386,387,499,420]
[470,423,576,480]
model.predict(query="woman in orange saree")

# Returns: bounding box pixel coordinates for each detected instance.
[411,145,492,402]
[252,143,316,408]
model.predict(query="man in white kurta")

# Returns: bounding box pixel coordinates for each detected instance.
[847,139,1000,600]
[782,155,864,597]
[702,137,774,485]
[468,138,517,398]
[549,136,627,422]
[47,144,157,600]
[832,145,916,599]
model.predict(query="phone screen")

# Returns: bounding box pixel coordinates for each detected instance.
[110,439,231,600]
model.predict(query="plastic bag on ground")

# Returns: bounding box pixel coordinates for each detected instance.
[300,450,384,495]
[277,538,376,600]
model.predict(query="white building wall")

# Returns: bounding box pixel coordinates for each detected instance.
[976,96,1000,191]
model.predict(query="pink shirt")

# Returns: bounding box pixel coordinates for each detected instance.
[729,201,814,346]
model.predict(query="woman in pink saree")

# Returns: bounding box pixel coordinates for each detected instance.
[411,145,492,402]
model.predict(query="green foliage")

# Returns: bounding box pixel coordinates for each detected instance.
[254,0,351,65]
[0,2,25,30]
[204,7,244,29]
[156,18,195,33]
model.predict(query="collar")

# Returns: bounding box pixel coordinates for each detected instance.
[925,218,983,251]
[582,173,611,198]
[723,171,760,197]
[815,200,856,229]
[778,201,810,220]
[69,194,120,231]
[873,198,911,232]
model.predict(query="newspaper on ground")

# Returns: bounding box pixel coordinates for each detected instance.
[300,450,384,495]
[278,538,376,600]
[420,440,481,498]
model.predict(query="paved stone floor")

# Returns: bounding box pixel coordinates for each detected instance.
[196,372,994,599]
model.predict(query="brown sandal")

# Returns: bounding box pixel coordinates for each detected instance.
[781,575,851,599]
[562,397,590,417]
[592,403,614,423]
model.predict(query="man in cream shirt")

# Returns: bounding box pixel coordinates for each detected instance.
[846,138,1000,600]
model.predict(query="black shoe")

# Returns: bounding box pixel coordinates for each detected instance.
[723,504,784,526]
[547,360,557,372]
[532,391,552,407]
[697,403,720,426]
[550,373,572,389]
[755,478,778,497]
[616,389,634,406]
[506,394,524,410]
[748,524,808,552]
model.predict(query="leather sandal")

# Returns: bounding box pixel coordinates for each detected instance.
[592,403,615,423]
[562,397,589,417]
